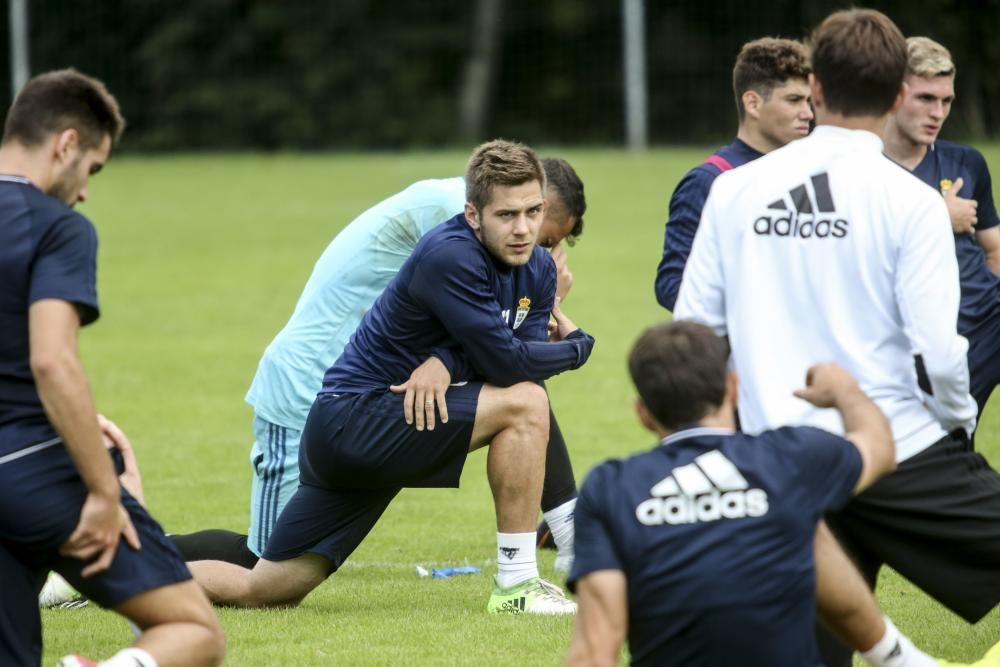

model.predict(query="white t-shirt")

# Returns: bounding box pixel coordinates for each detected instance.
[675,125,976,462]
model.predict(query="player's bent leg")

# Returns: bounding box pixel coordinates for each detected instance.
[540,406,579,573]
[248,415,303,556]
[472,383,575,615]
[169,529,259,568]
[470,382,549,532]
[0,542,45,667]
[112,580,224,667]
[189,553,329,609]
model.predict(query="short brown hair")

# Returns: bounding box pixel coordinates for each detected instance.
[628,321,730,430]
[810,9,907,117]
[465,139,545,212]
[2,69,125,151]
[906,36,955,78]
[733,38,811,123]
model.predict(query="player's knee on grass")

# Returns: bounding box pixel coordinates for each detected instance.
[247,555,329,608]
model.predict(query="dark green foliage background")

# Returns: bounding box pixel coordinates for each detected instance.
[2,1,998,150]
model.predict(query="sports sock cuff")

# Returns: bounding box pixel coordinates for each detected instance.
[860,616,920,667]
[543,498,577,554]
[101,647,158,667]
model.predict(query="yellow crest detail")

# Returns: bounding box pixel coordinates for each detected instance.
[940,178,953,192]
[513,296,532,330]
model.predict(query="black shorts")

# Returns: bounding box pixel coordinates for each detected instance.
[825,430,1000,622]
[0,442,191,667]
[263,384,482,570]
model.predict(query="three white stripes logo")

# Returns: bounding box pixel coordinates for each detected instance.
[636,450,769,526]
[752,171,849,239]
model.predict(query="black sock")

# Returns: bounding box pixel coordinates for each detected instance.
[169,529,259,569]
[541,407,577,512]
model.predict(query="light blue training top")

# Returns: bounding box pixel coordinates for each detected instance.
[245,177,467,429]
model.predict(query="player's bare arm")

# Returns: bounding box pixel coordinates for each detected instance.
[793,362,895,492]
[549,297,582,342]
[976,226,1000,276]
[98,413,146,506]
[563,570,628,667]
[29,298,140,576]
[550,243,574,301]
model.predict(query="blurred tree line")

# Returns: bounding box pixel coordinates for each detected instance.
[2,0,998,151]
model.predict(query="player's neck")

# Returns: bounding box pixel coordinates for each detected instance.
[736,124,781,155]
[697,406,737,432]
[814,108,889,138]
[881,123,928,171]
[0,144,55,191]
[655,407,737,440]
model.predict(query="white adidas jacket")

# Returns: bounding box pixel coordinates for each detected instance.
[675,125,976,462]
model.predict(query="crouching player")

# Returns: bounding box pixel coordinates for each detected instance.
[189,139,593,614]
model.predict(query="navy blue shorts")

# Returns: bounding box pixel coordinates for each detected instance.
[0,442,191,667]
[263,383,482,570]
[965,309,1000,418]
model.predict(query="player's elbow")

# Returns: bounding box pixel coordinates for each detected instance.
[871,435,897,479]
[30,348,75,386]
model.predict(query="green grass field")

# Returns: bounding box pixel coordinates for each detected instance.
[39,147,1000,665]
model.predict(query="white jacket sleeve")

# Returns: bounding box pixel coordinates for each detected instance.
[673,182,728,336]
[895,195,977,435]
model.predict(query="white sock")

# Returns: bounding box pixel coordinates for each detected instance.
[542,498,576,557]
[100,647,158,667]
[495,532,538,589]
[860,616,937,667]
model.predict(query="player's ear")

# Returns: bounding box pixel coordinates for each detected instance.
[635,399,660,434]
[889,81,908,114]
[464,202,480,231]
[742,90,762,119]
[53,128,79,165]
[724,370,739,411]
[809,73,824,110]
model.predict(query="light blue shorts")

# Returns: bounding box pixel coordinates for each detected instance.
[248,416,302,557]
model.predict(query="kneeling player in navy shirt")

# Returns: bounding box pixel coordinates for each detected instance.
[190,140,594,616]
[565,321,898,666]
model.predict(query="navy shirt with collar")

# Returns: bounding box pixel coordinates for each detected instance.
[0,176,100,456]
[656,138,764,311]
[912,140,1000,334]
[323,213,594,392]
[569,425,861,667]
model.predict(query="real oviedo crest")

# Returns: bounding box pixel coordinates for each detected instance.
[512,296,531,330]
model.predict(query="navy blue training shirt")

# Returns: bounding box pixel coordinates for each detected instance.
[569,426,862,667]
[324,213,594,392]
[656,138,764,311]
[912,140,1000,334]
[0,176,100,456]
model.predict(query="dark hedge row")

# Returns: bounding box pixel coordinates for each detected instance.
[3,0,997,150]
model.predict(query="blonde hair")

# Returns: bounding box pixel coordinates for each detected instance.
[906,36,955,78]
